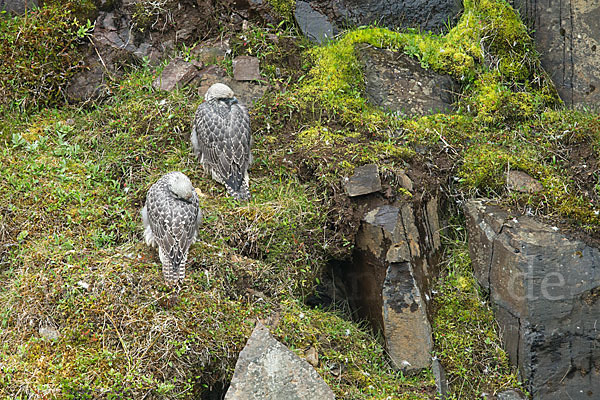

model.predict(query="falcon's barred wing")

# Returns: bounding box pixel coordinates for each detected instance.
[144,172,201,285]
[192,97,252,200]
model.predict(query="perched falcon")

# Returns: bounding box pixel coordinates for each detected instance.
[141,172,202,287]
[191,83,252,200]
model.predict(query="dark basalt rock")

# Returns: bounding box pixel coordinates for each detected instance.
[224,322,335,400]
[294,1,334,44]
[152,58,201,92]
[465,199,600,400]
[343,164,382,197]
[510,0,600,108]
[345,196,443,371]
[305,0,463,34]
[356,44,459,116]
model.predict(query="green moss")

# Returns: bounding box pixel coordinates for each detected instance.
[432,237,522,398]
[44,0,99,22]
[296,0,559,128]
[0,64,435,398]
[265,0,295,22]
[0,4,92,111]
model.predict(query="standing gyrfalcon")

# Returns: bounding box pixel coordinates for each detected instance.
[190,83,252,200]
[141,172,202,287]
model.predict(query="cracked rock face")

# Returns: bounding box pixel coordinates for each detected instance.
[346,197,442,371]
[510,0,600,108]
[465,200,600,400]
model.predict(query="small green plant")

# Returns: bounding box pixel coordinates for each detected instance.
[432,229,522,398]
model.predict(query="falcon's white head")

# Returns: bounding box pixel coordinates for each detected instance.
[168,172,195,201]
[205,83,234,101]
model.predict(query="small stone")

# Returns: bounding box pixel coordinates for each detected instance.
[152,58,199,92]
[190,59,204,69]
[507,170,543,193]
[397,169,413,192]
[233,56,261,81]
[496,389,527,400]
[432,359,448,397]
[305,346,319,367]
[192,41,230,64]
[344,164,382,197]
[39,326,60,341]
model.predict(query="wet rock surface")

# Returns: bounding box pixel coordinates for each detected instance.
[496,389,528,400]
[465,199,600,400]
[304,0,462,33]
[224,322,335,400]
[510,0,600,108]
[356,44,458,116]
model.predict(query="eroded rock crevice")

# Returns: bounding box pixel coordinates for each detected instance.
[331,185,445,371]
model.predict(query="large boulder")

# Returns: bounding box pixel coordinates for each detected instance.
[301,0,462,34]
[345,195,443,371]
[510,0,600,108]
[465,199,600,399]
[356,44,458,116]
[224,322,335,400]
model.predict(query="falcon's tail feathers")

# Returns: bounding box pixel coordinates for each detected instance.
[224,169,250,201]
[159,247,188,287]
[225,179,250,201]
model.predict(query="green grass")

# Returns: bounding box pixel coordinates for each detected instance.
[0,58,436,398]
[0,3,94,112]
[2,0,600,398]
[431,229,522,398]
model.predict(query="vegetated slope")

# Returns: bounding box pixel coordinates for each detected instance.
[1,0,598,399]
